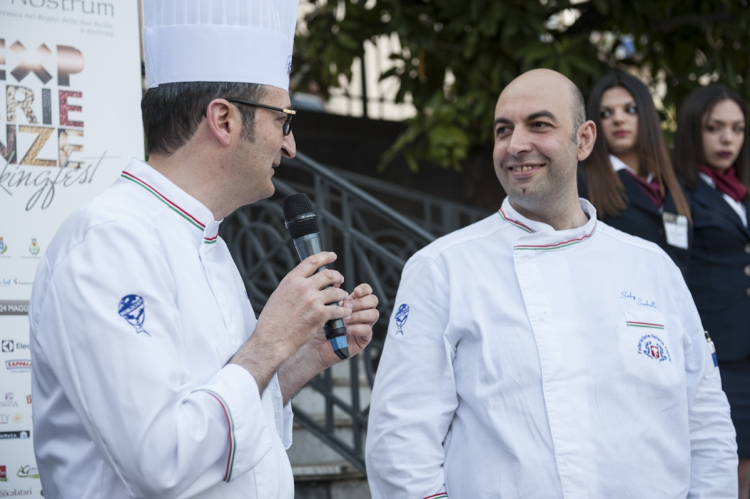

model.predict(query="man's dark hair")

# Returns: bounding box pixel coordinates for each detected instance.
[141,82,265,156]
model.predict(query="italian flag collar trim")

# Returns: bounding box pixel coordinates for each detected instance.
[498,208,534,233]
[513,222,597,251]
[499,205,597,250]
[121,171,218,244]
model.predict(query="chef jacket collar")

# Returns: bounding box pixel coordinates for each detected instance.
[498,196,598,251]
[119,158,221,248]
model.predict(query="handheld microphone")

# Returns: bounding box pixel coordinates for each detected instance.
[282,193,349,360]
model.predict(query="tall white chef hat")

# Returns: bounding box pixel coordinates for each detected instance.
[143,0,300,91]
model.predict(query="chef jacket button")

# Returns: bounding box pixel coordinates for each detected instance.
[745,265,750,277]
[746,243,750,254]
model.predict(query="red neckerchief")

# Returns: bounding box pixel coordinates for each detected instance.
[623,169,663,209]
[697,164,748,202]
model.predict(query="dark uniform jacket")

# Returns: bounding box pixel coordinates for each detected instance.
[578,168,693,280]
[687,177,750,362]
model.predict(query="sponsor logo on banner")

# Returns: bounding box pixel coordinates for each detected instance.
[1,340,30,353]
[0,301,30,316]
[0,430,30,439]
[1,278,34,287]
[26,395,31,405]
[0,413,22,425]
[1,393,17,408]
[28,239,39,255]
[17,465,39,479]
[5,359,32,372]
[0,465,6,481]
[0,489,33,496]
[0,238,6,254]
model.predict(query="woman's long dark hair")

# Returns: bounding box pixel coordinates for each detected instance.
[674,84,749,195]
[584,72,691,221]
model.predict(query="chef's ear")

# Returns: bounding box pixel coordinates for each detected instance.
[576,120,596,162]
[204,99,238,148]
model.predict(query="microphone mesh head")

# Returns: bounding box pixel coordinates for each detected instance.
[283,193,319,239]
[283,193,314,222]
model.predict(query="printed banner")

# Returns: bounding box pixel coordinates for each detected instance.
[0,1,144,496]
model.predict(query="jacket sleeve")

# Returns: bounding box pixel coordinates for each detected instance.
[366,255,456,499]
[680,281,738,498]
[30,222,275,498]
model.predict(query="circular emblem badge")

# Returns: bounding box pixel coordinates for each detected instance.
[637,333,671,363]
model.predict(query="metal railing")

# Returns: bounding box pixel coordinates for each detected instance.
[220,151,440,472]
[330,167,491,238]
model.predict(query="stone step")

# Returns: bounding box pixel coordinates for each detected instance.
[294,477,371,499]
[293,462,371,499]
[288,424,366,466]
[288,359,373,498]
[293,462,363,481]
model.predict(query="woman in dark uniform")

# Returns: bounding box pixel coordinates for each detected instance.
[674,84,750,499]
[579,72,692,278]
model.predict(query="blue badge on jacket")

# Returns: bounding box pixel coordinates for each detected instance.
[394,304,409,335]
[118,295,150,336]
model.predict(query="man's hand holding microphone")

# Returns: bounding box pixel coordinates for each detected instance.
[230,194,379,401]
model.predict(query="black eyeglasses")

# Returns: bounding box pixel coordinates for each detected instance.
[226,98,296,136]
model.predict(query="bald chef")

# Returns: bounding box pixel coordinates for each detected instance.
[28,1,378,497]
[366,69,737,498]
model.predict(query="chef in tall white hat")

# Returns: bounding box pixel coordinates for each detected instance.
[29,1,379,497]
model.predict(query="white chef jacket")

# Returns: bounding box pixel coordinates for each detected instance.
[366,197,737,499]
[29,158,295,499]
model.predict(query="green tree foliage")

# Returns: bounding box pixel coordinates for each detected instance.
[293,0,750,171]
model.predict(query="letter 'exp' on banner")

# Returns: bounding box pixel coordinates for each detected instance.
[0,2,143,496]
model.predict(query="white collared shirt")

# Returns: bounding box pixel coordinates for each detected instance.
[609,154,654,183]
[29,158,294,498]
[698,171,748,227]
[366,197,737,499]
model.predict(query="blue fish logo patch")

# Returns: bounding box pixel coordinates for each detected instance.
[118,295,150,336]
[394,304,409,335]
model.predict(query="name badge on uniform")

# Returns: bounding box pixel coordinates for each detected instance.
[663,213,688,249]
